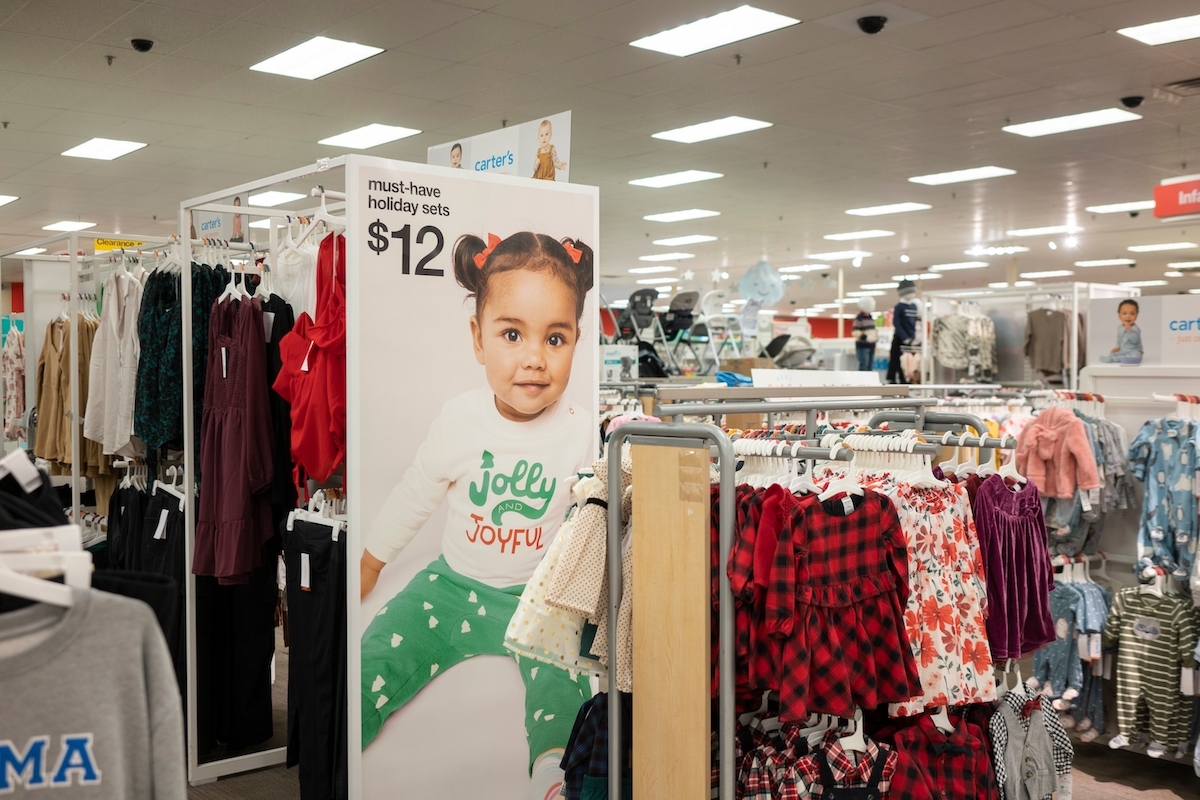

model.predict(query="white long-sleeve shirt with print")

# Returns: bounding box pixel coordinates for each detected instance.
[365,388,593,588]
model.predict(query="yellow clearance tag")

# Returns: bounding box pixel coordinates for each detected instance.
[94,238,146,252]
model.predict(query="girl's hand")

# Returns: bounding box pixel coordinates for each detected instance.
[361,550,386,600]
[1110,347,1119,353]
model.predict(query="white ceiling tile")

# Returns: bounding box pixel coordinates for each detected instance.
[2,0,138,43]
[490,0,633,27]
[237,0,385,36]
[324,1,477,50]
[119,52,240,93]
[884,1,1058,50]
[468,29,614,74]
[169,20,314,68]
[321,50,453,90]
[89,3,230,55]
[398,12,550,62]
[529,44,663,86]
[931,16,1107,63]
[144,0,269,20]
[395,63,516,102]
[0,31,80,74]
[2,75,110,110]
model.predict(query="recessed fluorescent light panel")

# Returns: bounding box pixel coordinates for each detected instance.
[845,202,931,216]
[636,277,677,285]
[1118,13,1200,46]
[1169,262,1200,268]
[1120,280,1168,287]
[652,116,772,144]
[1128,242,1198,252]
[909,166,1015,186]
[643,208,720,223]
[61,138,147,160]
[779,264,830,273]
[807,250,871,261]
[43,221,96,231]
[629,170,723,188]
[1085,200,1155,214]
[628,266,676,274]
[990,281,1036,288]
[861,282,899,289]
[250,36,383,80]
[965,245,1030,256]
[1075,259,1136,267]
[1006,225,1083,237]
[0,195,17,208]
[892,273,943,281]
[846,290,886,297]
[248,191,307,207]
[630,5,800,56]
[638,252,694,261]
[14,247,44,255]
[1002,108,1141,138]
[652,234,717,246]
[929,261,989,271]
[823,230,894,241]
[1020,270,1075,279]
[1166,271,1185,277]
[318,123,420,149]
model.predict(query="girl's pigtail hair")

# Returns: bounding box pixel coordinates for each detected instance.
[561,237,594,294]
[453,233,487,294]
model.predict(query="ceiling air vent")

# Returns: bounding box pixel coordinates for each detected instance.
[1159,77,1200,97]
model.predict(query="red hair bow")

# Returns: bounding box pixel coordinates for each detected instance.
[562,240,583,264]
[474,233,501,269]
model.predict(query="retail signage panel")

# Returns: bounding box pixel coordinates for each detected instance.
[600,344,638,381]
[187,195,248,242]
[427,110,572,183]
[346,155,598,799]
[92,238,145,251]
[1154,174,1200,219]
[1088,295,1200,366]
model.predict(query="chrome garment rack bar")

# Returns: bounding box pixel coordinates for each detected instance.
[865,410,1014,463]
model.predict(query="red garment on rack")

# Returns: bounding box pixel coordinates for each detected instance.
[273,233,346,492]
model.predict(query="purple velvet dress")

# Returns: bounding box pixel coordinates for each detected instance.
[973,474,1056,661]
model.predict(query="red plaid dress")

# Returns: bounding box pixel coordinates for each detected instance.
[768,489,920,721]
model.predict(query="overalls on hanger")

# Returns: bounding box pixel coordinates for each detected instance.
[815,745,888,800]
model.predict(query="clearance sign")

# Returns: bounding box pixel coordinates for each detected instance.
[1154,174,1200,219]
[93,238,145,251]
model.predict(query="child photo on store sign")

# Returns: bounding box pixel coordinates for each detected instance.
[359,229,595,800]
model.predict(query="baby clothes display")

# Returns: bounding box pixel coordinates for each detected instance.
[1104,586,1197,751]
[1025,308,1069,378]
[932,311,997,381]
[1014,407,1101,502]
[887,713,995,800]
[3,323,24,440]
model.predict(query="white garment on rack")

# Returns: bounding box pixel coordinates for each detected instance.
[84,269,145,457]
[271,242,317,319]
[3,326,24,440]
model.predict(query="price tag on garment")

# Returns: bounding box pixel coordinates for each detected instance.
[1079,492,1092,513]
[1088,488,1100,509]
[1181,668,1194,696]
[152,508,170,540]
[1089,633,1102,661]
[300,553,311,592]
[276,555,286,593]
[263,311,275,342]
[841,497,855,514]
[1077,633,1089,661]
[221,346,228,379]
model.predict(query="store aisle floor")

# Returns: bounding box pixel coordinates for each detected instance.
[1074,745,1200,799]
[187,765,298,799]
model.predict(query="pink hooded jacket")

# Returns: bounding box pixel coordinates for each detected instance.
[1014,406,1101,499]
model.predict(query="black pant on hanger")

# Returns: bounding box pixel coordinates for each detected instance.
[141,490,187,689]
[887,335,908,384]
[284,517,348,800]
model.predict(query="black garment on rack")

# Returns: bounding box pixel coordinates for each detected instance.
[264,293,297,509]
[107,483,148,572]
[284,516,348,800]
[195,539,277,755]
[886,334,908,384]
[141,488,187,688]
[93,570,178,649]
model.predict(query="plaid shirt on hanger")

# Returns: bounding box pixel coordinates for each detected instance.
[889,714,995,800]
[795,733,898,798]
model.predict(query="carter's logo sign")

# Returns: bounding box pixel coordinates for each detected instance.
[0,735,101,790]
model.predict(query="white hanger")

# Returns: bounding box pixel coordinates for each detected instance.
[788,440,821,494]
[837,708,867,753]
[154,467,186,509]
[298,192,346,245]
[818,442,863,500]
[930,705,954,734]
[0,525,82,554]
[937,430,959,474]
[998,447,1026,486]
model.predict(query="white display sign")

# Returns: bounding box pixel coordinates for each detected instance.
[346,155,598,799]
[1089,295,1200,367]
[188,194,247,242]
[600,344,637,382]
[427,111,572,183]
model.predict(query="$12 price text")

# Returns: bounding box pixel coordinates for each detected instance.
[366,220,445,276]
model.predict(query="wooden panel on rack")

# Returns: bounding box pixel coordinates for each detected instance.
[632,443,710,799]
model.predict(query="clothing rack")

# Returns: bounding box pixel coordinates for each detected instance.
[603,393,965,800]
[864,410,1015,464]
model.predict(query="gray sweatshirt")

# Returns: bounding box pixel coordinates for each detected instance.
[0,587,185,798]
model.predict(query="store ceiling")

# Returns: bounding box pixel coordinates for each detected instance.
[0,0,1198,308]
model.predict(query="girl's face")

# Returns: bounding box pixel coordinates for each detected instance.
[538,125,551,147]
[1119,304,1138,328]
[470,269,578,422]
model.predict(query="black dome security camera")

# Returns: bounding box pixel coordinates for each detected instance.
[1130,211,1140,218]
[1121,95,1144,109]
[857,16,887,34]
[130,38,154,53]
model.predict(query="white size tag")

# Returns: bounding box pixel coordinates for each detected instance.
[263,311,275,341]
[221,346,228,379]
[1089,633,1102,661]
[153,508,170,540]
[1182,668,1194,696]
[1080,493,1092,512]
[1088,488,1100,507]
[300,553,311,591]
[841,496,854,514]
[1077,633,1089,661]
[276,555,286,593]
